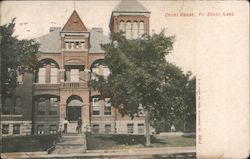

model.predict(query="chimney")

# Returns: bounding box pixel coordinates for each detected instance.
[92,27,103,34]
[49,27,61,32]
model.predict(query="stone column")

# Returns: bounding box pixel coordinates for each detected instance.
[59,69,65,82]
[59,103,67,124]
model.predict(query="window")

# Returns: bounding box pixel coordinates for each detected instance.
[132,21,138,39]
[92,124,99,133]
[14,97,22,115]
[70,69,79,82]
[104,98,111,115]
[138,124,145,134]
[80,42,85,49]
[105,124,111,134]
[119,20,125,33]
[65,42,69,49]
[70,42,74,49]
[139,21,145,37]
[126,21,132,39]
[37,98,46,115]
[49,98,58,115]
[50,67,58,84]
[49,125,57,134]
[3,98,11,114]
[38,67,46,84]
[37,125,44,134]
[92,98,100,115]
[76,42,80,49]
[2,124,9,135]
[13,124,21,135]
[127,124,134,134]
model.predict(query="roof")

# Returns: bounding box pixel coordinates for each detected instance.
[36,28,110,53]
[89,29,110,53]
[62,10,87,32]
[113,0,150,13]
[36,29,61,53]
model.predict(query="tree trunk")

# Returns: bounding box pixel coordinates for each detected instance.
[183,115,186,132]
[145,110,151,146]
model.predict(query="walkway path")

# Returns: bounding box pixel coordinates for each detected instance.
[1,146,196,158]
[51,133,86,154]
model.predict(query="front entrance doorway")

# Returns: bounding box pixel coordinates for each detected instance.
[66,95,83,133]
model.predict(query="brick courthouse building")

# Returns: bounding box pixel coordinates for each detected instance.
[1,0,151,135]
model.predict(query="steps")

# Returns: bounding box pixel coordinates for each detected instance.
[52,133,86,154]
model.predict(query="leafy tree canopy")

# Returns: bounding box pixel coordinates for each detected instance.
[1,18,39,95]
[89,32,195,125]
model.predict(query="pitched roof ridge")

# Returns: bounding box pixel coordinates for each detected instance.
[113,0,150,13]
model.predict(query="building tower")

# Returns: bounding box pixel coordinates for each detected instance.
[109,0,151,39]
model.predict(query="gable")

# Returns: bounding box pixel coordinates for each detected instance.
[62,10,87,32]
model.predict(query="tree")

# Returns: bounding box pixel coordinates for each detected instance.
[1,18,39,96]
[89,32,195,146]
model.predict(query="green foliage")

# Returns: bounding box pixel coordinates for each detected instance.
[0,18,39,95]
[89,32,195,130]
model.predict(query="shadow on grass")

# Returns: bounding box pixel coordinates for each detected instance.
[1,134,60,153]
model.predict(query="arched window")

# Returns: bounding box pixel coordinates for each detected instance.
[126,21,132,39]
[119,20,125,33]
[36,59,59,84]
[132,21,138,39]
[139,21,145,37]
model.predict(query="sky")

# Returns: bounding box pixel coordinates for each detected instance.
[1,0,247,75]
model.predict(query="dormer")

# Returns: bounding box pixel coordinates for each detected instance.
[109,0,151,39]
[61,10,90,51]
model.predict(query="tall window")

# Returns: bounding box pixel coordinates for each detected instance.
[3,98,11,114]
[139,21,145,37]
[70,69,80,82]
[13,124,21,135]
[50,67,58,84]
[119,20,125,33]
[38,67,46,84]
[126,21,132,39]
[49,98,58,115]
[138,124,145,134]
[127,124,134,134]
[92,97,100,115]
[104,98,111,115]
[37,98,46,115]
[2,124,9,135]
[14,97,22,115]
[132,21,138,39]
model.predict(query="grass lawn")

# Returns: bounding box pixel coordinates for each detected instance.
[85,133,195,150]
[0,134,59,153]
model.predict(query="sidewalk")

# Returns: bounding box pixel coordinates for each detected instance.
[1,146,196,159]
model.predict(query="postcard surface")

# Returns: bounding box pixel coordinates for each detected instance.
[0,0,249,158]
